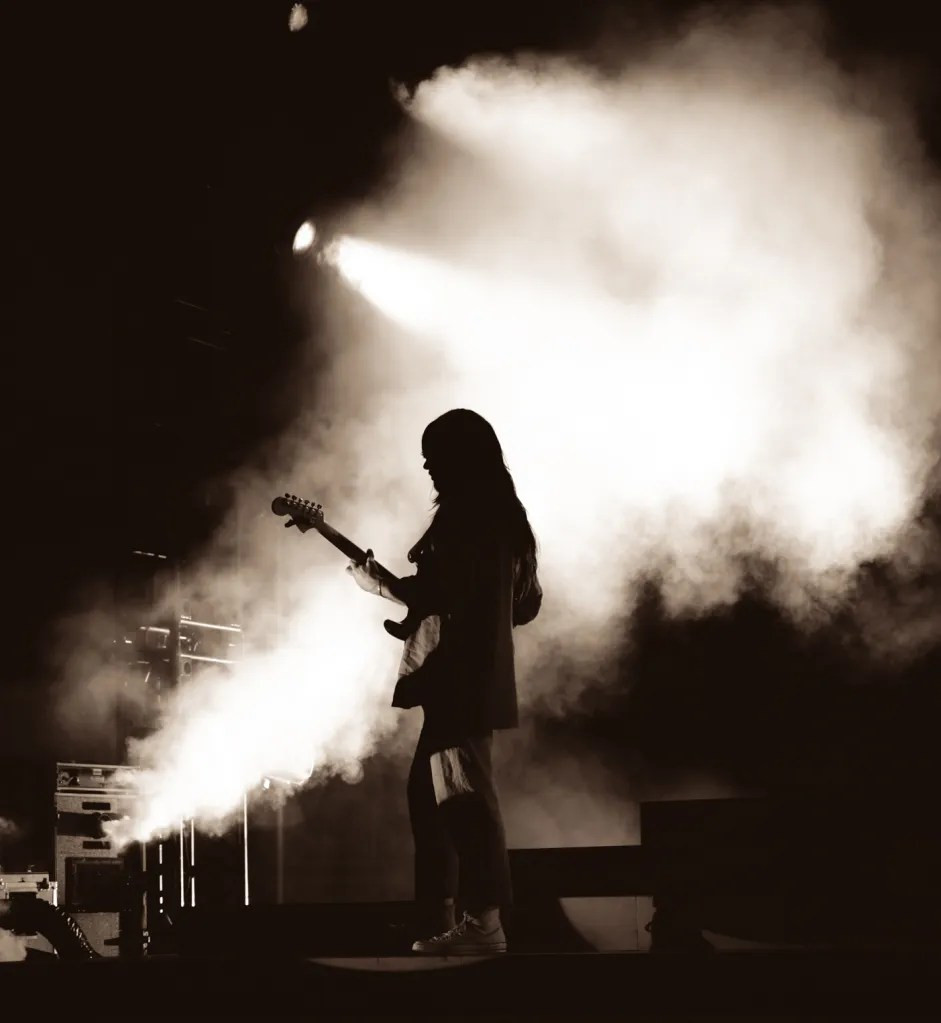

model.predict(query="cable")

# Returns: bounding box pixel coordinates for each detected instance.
[8,897,101,960]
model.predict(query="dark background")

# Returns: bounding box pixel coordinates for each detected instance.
[2,0,941,830]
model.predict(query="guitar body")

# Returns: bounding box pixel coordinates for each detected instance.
[383,611,422,642]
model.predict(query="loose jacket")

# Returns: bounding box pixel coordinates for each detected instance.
[391,508,541,740]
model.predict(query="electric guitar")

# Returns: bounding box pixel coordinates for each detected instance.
[271,493,420,641]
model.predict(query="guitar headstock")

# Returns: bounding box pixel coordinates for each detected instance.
[271,493,325,531]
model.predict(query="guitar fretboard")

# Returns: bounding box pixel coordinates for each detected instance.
[317,520,391,577]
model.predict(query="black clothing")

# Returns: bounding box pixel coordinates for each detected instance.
[394,504,540,921]
[392,508,541,737]
[407,721,513,916]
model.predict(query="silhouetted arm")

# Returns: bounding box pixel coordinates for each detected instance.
[375,572,409,607]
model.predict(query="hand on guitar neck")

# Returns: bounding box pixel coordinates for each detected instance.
[346,549,403,604]
[271,493,421,640]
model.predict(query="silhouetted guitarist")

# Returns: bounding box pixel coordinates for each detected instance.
[347,409,542,955]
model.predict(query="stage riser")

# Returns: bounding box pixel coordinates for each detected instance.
[3,948,940,1017]
[170,891,941,958]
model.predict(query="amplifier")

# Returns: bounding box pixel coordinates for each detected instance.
[1,872,57,905]
[1,872,58,956]
[54,766,141,958]
[56,762,138,794]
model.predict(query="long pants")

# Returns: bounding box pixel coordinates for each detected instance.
[407,721,513,920]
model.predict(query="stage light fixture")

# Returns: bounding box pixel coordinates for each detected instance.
[292,220,317,254]
[289,4,308,32]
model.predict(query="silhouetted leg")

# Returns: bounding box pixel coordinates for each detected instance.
[431,734,513,921]
[407,723,459,934]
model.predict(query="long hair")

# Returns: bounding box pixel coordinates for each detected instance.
[421,409,540,616]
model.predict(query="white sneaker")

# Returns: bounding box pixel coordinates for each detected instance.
[411,913,507,956]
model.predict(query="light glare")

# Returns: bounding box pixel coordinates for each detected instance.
[293,220,316,253]
[288,4,308,32]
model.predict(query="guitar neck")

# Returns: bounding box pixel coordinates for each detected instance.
[317,520,392,578]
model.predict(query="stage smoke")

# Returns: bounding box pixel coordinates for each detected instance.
[325,6,941,714]
[68,5,941,846]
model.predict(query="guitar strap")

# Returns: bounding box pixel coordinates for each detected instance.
[407,524,434,565]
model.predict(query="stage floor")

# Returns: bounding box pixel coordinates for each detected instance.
[2,946,939,1017]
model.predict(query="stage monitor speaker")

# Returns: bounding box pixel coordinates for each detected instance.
[54,763,143,957]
